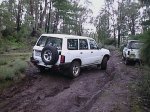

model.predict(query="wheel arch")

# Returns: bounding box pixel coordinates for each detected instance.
[103,54,110,60]
[72,58,82,65]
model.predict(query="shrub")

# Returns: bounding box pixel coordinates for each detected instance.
[0,58,7,66]
[0,67,15,80]
[140,30,150,66]
[104,45,116,51]
[13,59,27,74]
[129,34,142,40]
[0,59,27,81]
[104,38,116,46]
[137,71,150,108]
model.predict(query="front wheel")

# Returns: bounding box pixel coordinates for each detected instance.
[69,61,81,78]
[101,56,108,70]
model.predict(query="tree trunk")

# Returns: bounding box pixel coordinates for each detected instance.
[118,26,121,48]
[16,0,22,32]
[47,0,52,33]
[131,15,135,35]
[52,10,59,33]
[39,0,48,28]
[113,28,116,47]
[35,0,39,31]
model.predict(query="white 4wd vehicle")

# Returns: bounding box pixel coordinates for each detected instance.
[122,40,143,65]
[31,34,110,78]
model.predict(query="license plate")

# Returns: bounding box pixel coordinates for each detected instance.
[130,54,135,58]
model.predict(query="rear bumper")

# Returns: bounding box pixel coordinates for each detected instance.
[126,57,141,62]
[30,56,71,70]
[30,57,39,65]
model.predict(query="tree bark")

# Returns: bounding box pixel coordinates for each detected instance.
[118,26,121,48]
[131,15,135,35]
[16,0,22,32]
[47,0,52,33]
[35,0,39,31]
[39,0,48,28]
[52,10,59,33]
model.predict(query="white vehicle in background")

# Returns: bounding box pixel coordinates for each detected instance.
[30,34,110,78]
[122,40,143,65]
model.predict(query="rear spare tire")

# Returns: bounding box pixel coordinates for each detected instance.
[41,46,59,65]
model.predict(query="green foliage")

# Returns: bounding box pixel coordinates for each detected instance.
[13,59,27,73]
[137,69,150,109]
[96,12,110,43]
[139,0,150,5]
[129,34,142,40]
[140,30,150,66]
[104,45,116,51]
[0,58,7,66]
[0,67,15,80]
[141,20,150,26]
[104,38,116,46]
[0,57,27,81]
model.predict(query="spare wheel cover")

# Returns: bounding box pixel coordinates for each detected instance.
[41,46,59,65]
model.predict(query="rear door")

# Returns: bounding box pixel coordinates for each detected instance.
[89,39,101,64]
[78,39,91,66]
[65,39,80,63]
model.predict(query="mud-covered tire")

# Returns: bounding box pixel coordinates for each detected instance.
[41,46,59,65]
[69,61,81,78]
[101,56,108,70]
[124,58,129,65]
[122,56,126,61]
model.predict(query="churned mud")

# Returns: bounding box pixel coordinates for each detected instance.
[0,50,142,112]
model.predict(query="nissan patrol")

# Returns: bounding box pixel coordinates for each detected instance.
[31,34,110,78]
[122,40,143,65]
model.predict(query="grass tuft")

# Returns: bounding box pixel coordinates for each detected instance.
[0,67,15,80]
[0,59,27,81]
[137,72,150,108]
[13,59,27,74]
[0,58,7,66]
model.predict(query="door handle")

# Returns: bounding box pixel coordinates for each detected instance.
[91,51,93,53]
[80,52,83,54]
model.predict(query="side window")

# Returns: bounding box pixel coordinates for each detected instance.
[67,39,78,50]
[37,36,48,47]
[79,39,88,50]
[89,40,98,49]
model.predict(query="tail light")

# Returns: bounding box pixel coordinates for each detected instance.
[60,55,65,63]
[128,51,130,55]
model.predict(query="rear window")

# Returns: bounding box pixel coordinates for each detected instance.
[37,36,62,50]
[128,41,143,49]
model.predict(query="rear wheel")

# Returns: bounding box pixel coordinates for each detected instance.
[101,56,108,70]
[124,58,129,65]
[69,61,81,78]
[122,56,126,61]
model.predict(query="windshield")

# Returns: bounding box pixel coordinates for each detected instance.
[37,36,62,50]
[128,41,143,49]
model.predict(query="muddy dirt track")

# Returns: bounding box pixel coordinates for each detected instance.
[0,50,142,112]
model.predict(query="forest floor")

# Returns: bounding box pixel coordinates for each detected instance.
[0,50,143,112]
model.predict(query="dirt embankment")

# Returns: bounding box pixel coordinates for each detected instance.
[0,50,142,112]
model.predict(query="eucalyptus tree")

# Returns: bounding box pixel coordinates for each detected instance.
[96,10,110,44]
